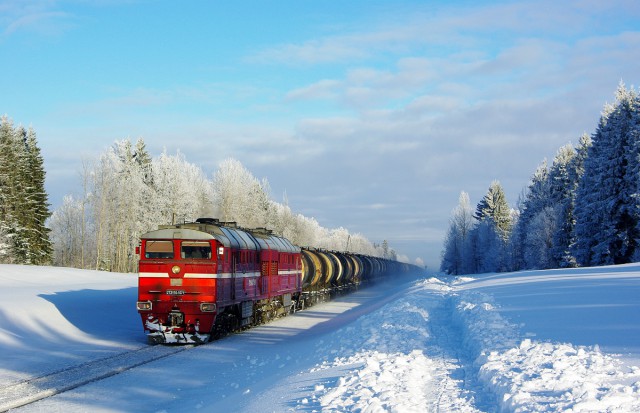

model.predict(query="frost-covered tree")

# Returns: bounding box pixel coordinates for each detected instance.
[441,191,474,275]
[0,117,20,262]
[473,181,512,272]
[551,135,591,268]
[475,218,502,273]
[152,150,214,224]
[510,136,592,270]
[50,195,89,268]
[441,185,511,275]
[539,145,576,269]
[0,117,51,264]
[0,224,10,263]
[51,148,397,270]
[212,158,270,229]
[23,127,52,264]
[511,161,550,270]
[473,180,511,241]
[574,84,640,266]
[524,206,556,269]
[51,141,215,270]
[90,139,159,272]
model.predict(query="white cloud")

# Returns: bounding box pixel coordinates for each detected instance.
[285,79,342,101]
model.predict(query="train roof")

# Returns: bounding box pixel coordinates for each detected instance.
[141,219,300,253]
[141,228,215,241]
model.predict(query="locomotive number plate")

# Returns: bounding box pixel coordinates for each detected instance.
[166,290,185,295]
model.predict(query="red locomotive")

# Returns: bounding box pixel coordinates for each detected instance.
[136,218,418,344]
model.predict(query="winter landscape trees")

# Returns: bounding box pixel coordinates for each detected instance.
[0,116,394,271]
[3,83,637,275]
[45,139,391,272]
[441,83,640,275]
[0,116,51,265]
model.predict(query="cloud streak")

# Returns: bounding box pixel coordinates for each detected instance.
[0,1,76,38]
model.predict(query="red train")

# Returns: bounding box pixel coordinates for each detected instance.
[136,218,417,344]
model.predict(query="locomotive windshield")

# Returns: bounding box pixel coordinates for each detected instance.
[145,240,174,259]
[181,241,212,259]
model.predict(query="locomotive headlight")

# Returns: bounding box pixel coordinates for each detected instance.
[200,303,216,312]
[137,301,152,311]
[171,265,181,275]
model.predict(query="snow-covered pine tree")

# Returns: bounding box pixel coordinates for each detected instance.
[545,144,576,268]
[0,117,18,263]
[524,206,556,269]
[24,127,52,264]
[473,180,512,240]
[512,160,550,269]
[475,217,501,273]
[470,181,512,273]
[0,223,9,263]
[574,84,640,266]
[0,118,51,264]
[552,135,591,268]
[440,191,474,275]
[441,223,462,274]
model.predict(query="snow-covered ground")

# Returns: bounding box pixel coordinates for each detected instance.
[1,263,639,412]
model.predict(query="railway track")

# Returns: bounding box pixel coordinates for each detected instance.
[0,344,192,412]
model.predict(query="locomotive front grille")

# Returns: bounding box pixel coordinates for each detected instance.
[168,310,184,327]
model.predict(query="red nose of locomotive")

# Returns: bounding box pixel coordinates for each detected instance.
[136,228,219,344]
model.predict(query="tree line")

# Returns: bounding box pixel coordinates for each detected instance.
[0,116,52,265]
[0,116,398,271]
[441,83,640,274]
[47,141,397,273]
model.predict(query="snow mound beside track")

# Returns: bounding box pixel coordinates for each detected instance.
[452,285,640,412]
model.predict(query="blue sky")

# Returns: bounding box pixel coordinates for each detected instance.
[1,0,639,268]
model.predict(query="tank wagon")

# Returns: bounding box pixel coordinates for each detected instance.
[136,218,418,344]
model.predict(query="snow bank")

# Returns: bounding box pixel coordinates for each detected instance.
[451,284,640,412]
[482,340,640,412]
[0,264,139,385]
[298,278,482,412]
[313,350,437,412]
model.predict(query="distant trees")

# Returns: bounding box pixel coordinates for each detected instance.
[212,158,270,229]
[441,182,512,274]
[51,139,216,272]
[440,191,473,275]
[49,143,393,272]
[441,83,640,275]
[0,116,52,264]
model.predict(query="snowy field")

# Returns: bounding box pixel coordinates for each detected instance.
[0,263,639,412]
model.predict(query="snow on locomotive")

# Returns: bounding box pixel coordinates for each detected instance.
[136,218,413,344]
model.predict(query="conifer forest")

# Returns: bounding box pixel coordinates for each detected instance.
[440,84,640,274]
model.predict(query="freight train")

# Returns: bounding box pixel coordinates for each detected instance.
[136,218,418,344]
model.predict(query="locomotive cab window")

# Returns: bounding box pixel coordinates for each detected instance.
[145,240,174,259]
[181,241,212,259]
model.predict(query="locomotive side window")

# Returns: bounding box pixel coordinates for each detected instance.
[181,241,211,259]
[145,240,174,259]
